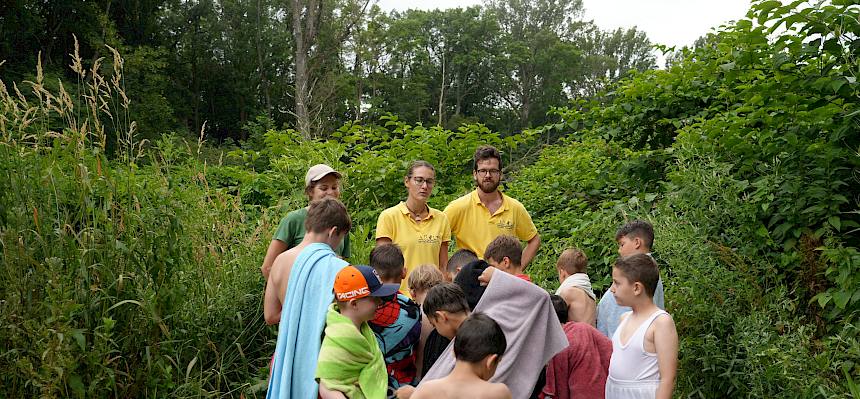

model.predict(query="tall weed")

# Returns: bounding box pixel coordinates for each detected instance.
[1,40,269,397]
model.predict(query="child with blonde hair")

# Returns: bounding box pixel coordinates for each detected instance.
[407,264,446,304]
[396,264,448,398]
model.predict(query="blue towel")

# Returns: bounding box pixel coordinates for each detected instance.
[266,243,348,399]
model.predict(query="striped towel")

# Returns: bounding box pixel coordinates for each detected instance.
[316,303,387,399]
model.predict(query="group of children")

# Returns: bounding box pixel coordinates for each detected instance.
[266,196,677,399]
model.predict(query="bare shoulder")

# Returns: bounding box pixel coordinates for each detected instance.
[270,247,303,291]
[273,246,301,272]
[560,285,587,302]
[482,382,512,399]
[412,380,445,399]
[652,312,677,333]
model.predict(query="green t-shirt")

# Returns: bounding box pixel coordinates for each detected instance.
[272,207,351,258]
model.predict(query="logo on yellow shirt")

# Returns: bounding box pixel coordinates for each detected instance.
[496,220,514,230]
[417,234,441,244]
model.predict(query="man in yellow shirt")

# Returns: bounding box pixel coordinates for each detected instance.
[444,145,540,268]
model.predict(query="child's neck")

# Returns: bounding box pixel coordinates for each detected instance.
[381,278,401,286]
[506,265,524,276]
[303,231,339,249]
[450,360,492,381]
[629,298,658,315]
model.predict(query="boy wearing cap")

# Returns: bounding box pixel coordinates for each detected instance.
[316,265,400,399]
[261,164,351,279]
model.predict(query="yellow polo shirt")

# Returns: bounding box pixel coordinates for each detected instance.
[443,189,537,259]
[375,202,451,293]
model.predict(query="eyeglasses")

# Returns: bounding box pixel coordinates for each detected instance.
[411,177,436,186]
[476,169,501,176]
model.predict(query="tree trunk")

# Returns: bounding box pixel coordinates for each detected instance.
[291,0,321,139]
[437,52,446,127]
[256,0,272,117]
[353,45,363,121]
[518,64,532,130]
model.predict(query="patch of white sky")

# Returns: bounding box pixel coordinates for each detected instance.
[376,0,755,67]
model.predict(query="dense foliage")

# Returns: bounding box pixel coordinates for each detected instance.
[2,0,859,398]
[0,0,654,140]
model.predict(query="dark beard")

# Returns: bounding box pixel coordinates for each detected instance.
[477,179,499,193]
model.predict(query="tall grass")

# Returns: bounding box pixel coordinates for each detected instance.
[1,37,273,397]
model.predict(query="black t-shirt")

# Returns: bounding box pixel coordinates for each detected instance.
[422,329,451,377]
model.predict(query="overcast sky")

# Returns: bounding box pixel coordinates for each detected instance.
[377,0,754,65]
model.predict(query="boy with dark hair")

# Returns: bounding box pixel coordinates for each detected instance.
[266,198,352,399]
[422,283,471,340]
[605,254,677,399]
[615,220,654,249]
[264,198,352,325]
[316,265,399,399]
[596,220,665,337]
[421,267,568,399]
[484,235,530,282]
[394,283,468,399]
[447,249,478,281]
[412,313,512,399]
[541,295,612,399]
[370,243,407,281]
[555,248,597,325]
[368,244,423,395]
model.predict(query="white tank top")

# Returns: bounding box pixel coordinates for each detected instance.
[607,309,668,382]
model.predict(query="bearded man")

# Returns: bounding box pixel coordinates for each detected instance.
[443,145,541,268]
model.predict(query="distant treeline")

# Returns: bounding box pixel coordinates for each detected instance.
[0,0,655,141]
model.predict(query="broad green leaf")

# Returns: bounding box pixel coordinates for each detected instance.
[72,329,86,351]
[828,216,841,231]
[834,291,851,309]
[815,292,832,307]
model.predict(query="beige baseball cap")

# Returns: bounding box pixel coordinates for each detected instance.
[305,164,341,187]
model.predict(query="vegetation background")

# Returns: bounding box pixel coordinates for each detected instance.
[1,0,858,397]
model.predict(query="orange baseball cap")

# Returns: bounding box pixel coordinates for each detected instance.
[334,265,399,301]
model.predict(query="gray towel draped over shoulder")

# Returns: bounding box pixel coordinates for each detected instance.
[421,269,569,399]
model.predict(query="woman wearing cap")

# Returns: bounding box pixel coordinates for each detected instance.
[261,164,351,278]
[376,161,451,293]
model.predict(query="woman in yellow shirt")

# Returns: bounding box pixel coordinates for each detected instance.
[376,161,452,292]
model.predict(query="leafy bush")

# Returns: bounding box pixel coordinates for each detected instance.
[0,47,270,397]
[3,1,860,397]
[508,1,860,396]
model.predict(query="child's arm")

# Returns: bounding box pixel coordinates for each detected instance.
[263,269,283,325]
[260,239,288,278]
[653,314,678,399]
